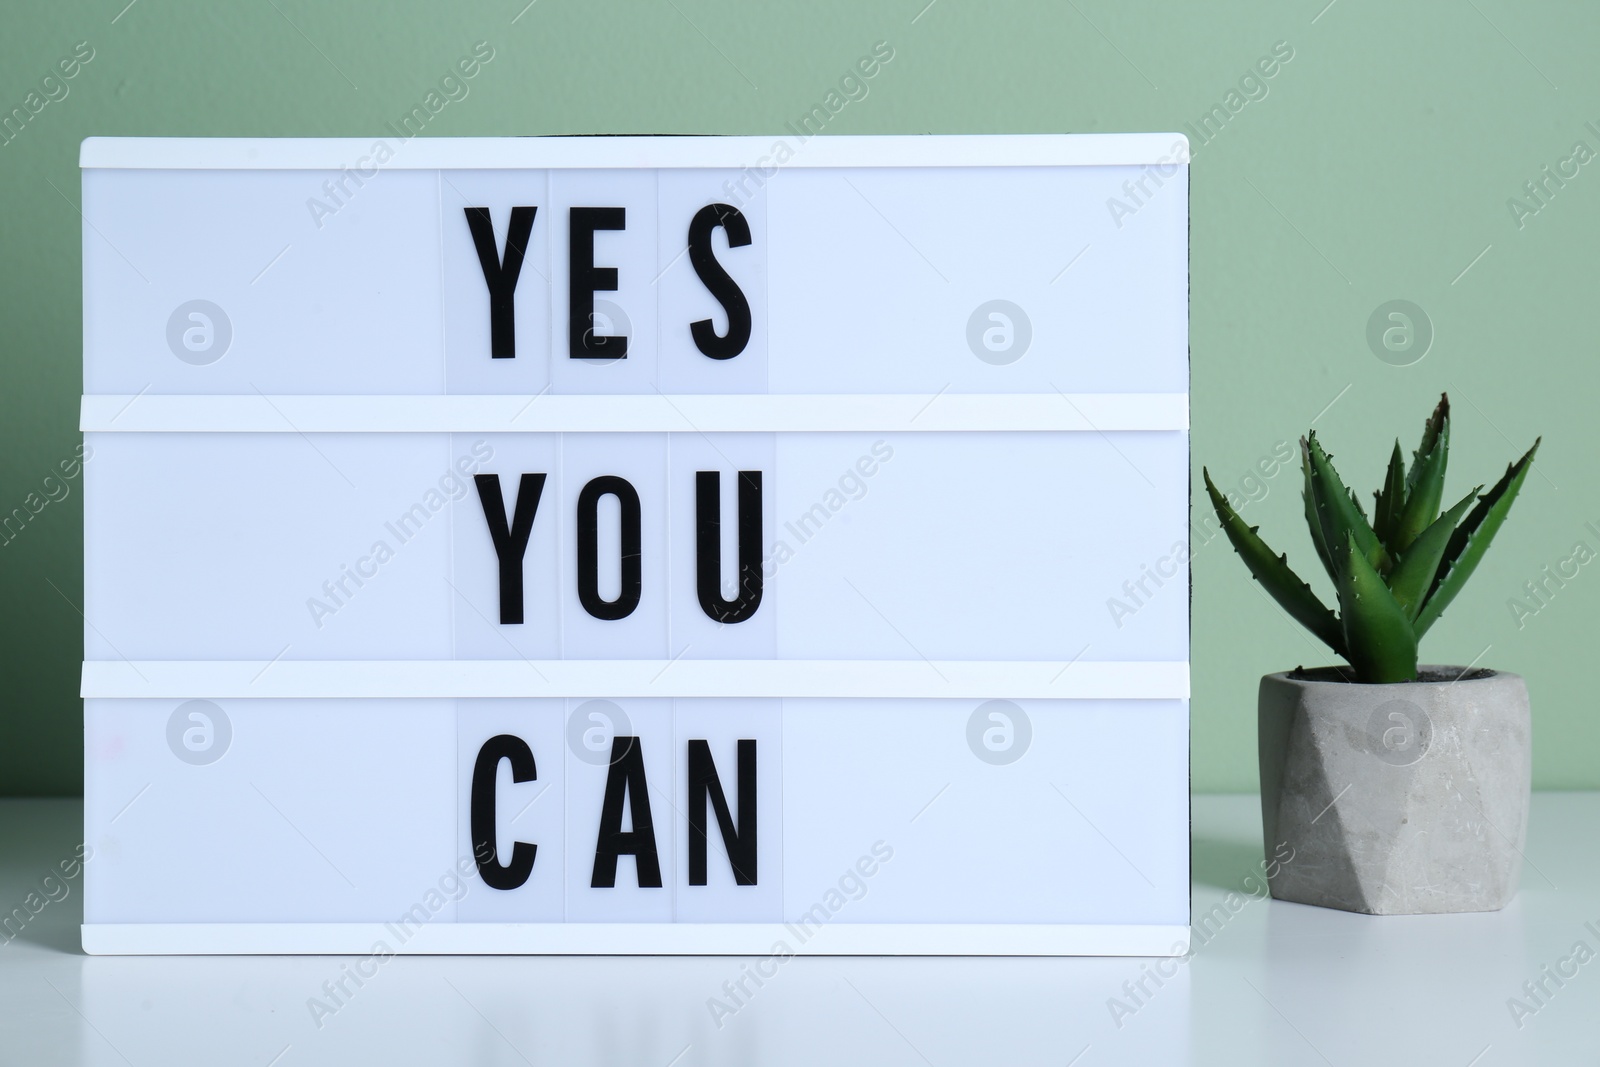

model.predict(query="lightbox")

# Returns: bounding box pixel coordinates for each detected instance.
[79,134,1190,955]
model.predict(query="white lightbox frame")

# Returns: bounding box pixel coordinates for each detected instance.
[81,134,1191,956]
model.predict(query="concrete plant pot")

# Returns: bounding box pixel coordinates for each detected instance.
[1258,666,1531,915]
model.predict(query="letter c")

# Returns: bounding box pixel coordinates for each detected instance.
[471,734,538,890]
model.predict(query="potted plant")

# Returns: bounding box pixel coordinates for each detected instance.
[1204,395,1539,914]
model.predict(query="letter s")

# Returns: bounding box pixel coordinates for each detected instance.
[686,204,752,360]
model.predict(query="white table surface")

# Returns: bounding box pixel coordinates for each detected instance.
[2,793,1594,1065]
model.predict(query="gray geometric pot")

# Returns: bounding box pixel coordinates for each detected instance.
[1258,666,1531,915]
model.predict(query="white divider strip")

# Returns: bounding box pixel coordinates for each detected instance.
[81,659,1190,700]
[80,392,1189,434]
[82,921,1190,957]
[81,134,1191,171]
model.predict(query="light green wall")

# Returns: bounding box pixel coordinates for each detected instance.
[3,0,1595,794]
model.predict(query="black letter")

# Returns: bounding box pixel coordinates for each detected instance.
[688,739,757,885]
[464,206,537,359]
[591,737,663,888]
[687,203,752,360]
[576,476,642,621]
[471,734,537,891]
[569,206,628,359]
[696,470,763,623]
[474,473,546,624]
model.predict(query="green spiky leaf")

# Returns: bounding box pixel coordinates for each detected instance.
[1304,434,1392,576]
[1203,468,1346,657]
[1386,487,1481,621]
[1301,443,1336,584]
[1415,438,1540,636]
[1394,400,1450,552]
[1335,531,1418,683]
[1372,440,1406,551]
[1406,394,1449,497]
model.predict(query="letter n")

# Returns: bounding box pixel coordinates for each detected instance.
[688,739,757,885]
